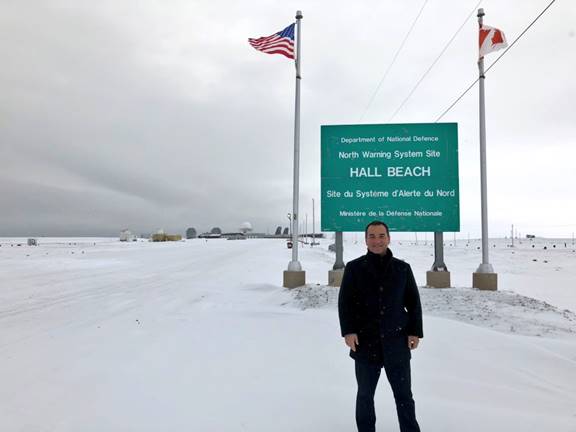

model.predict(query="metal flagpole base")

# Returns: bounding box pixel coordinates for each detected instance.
[287,260,302,271]
[475,263,494,273]
[426,270,451,288]
[328,269,344,287]
[283,270,306,288]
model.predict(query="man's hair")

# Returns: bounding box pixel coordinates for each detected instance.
[364,220,390,238]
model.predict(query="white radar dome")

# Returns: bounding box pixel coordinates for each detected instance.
[239,222,253,233]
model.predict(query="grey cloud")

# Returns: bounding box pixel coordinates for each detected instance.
[1,0,576,238]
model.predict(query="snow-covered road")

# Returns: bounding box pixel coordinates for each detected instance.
[1,237,575,431]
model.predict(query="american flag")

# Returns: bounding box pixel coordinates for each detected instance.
[248,23,295,60]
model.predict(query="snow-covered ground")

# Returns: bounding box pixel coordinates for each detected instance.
[1,237,575,431]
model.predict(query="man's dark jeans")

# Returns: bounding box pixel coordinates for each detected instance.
[355,359,420,432]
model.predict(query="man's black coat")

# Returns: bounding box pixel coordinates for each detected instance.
[338,249,423,365]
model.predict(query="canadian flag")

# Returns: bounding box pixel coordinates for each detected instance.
[479,24,508,58]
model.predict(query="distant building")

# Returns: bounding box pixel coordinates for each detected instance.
[223,233,246,240]
[120,230,136,242]
[151,233,182,242]
[198,232,222,239]
[239,222,253,234]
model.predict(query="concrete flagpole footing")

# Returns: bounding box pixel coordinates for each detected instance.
[283,270,306,288]
[473,272,497,290]
[426,271,451,288]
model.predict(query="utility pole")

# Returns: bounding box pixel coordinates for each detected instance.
[312,198,317,247]
[511,224,514,247]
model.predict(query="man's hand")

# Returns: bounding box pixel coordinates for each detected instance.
[344,333,359,352]
[408,335,420,350]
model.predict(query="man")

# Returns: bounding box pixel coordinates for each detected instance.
[338,221,423,432]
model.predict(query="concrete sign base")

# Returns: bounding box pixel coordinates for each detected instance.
[328,269,344,287]
[426,271,451,288]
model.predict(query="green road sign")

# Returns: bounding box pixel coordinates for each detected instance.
[321,123,459,232]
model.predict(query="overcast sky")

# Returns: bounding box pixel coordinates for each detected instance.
[1,0,575,237]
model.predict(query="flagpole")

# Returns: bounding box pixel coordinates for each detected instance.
[473,8,497,290]
[284,10,306,287]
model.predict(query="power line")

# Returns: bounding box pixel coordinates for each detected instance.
[389,0,482,122]
[435,0,558,122]
[434,78,479,122]
[484,0,557,74]
[359,0,429,122]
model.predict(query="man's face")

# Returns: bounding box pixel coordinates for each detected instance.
[365,224,390,256]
